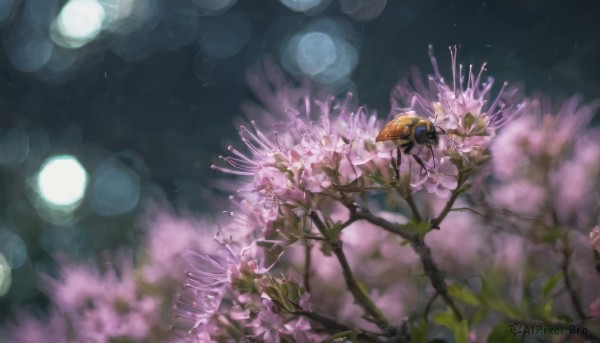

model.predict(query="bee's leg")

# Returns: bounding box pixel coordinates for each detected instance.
[411,154,430,176]
[395,146,402,179]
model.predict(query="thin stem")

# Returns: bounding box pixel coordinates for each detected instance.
[449,207,486,217]
[304,238,312,293]
[301,234,328,242]
[423,292,439,320]
[431,172,465,228]
[403,189,423,222]
[350,210,413,240]
[292,310,383,342]
[561,243,586,321]
[411,238,463,321]
[352,208,463,321]
[308,210,393,332]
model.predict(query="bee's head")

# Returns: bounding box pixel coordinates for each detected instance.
[415,121,440,146]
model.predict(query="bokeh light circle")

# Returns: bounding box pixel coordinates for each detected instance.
[37,155,88,207]
[281,17,361,89]
[279,0,329,13]
[0,230,27,270]
[297,32,337,75]
[0,254,11,297]
[54,0,106,48]
[90,157,140,217]
[198,12,251,59]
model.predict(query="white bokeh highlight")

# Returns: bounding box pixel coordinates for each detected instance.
[54,0,106,48]
[37,155,88,207]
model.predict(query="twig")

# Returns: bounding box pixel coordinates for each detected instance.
[292,310,383,342]
[561,243,586,321]
[449,207,486,217]
[403,190,423,222]
[308,210,393,333]
[423,292,439,320]
[430,172,465,228]
[304,238,312,293]
[350,210,413,240]
[351,209,463,321]
[411,238,463,321]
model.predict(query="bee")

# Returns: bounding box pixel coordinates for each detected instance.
[376,113,444,178]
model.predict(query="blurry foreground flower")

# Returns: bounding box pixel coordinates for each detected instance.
[172,233,321,342]
[591,226,600,253]
[10,253,164,343]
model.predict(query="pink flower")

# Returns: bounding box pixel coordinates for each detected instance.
[16,253,162,343]
[591,226,600,253]
[173,241,243,334]
[391,45,525,167]
[8,311,68,343]
[589,297,600,318]
[421,156,459,198]
[141,207,220,283]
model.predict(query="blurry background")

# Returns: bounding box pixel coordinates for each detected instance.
[0,0,599,328]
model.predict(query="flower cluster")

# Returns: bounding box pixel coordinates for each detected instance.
[490,96,600,228]
[10,254,163,343]
[172,234,321,342]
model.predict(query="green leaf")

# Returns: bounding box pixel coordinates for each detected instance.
[447,284,480,306]
[470,306,488,326]
[411,219,429,235]
[433,310,469,343]
[541,272,563,298]
[319,241,333,257]
[480,279,524,319]
[487,323,520,343]
[321,329,361,343]
[410,319,429,343]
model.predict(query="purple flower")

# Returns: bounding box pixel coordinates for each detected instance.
[173,242,242,336]
[142,206,220,283]
[8,311,68,343]
[591,226,600,253]
[12,253,162,343]
[421,156,459,198]
[491,96,600,226]
[392,46,524,139]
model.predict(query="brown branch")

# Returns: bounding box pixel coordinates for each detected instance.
[430,172,466,229]
[561,244,586,321]
[350,210,413,240]
[308,210,393,333]
[423,292,439,320]
[411,238,463,321]
[292,310,383,342]
[304,238,312,293]
[352,209,463,321]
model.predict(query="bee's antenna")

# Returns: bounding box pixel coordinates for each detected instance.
[435,125,446,135]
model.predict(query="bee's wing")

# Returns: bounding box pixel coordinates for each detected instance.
[375,115,416,142]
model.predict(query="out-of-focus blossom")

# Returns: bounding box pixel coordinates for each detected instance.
[10,253,163,343]
[490,96,600,228]
[8,311,68,343]
[425,209,487,274]
[141,206,219,283]
[490,179,546,215]
[589,298,600,319]
[591,226,600,252]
